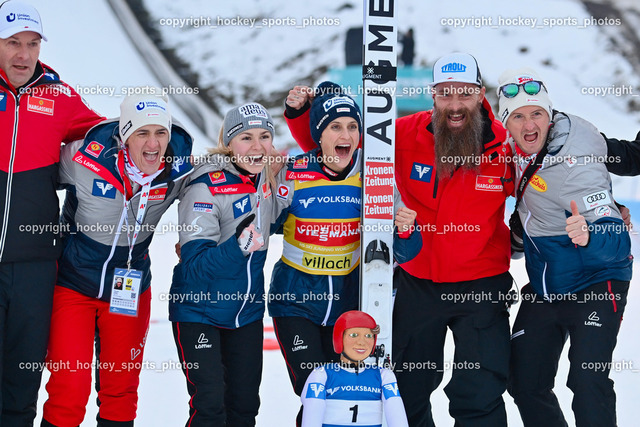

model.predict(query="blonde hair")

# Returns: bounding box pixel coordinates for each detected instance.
[208,126,277,190]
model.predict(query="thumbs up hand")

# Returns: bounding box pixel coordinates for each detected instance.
[566,200,589,247]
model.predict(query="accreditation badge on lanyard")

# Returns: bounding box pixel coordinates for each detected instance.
[110,268,142,316]
[109,178,152,316]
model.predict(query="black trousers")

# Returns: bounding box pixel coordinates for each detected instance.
[172,320,263,427]
[0,261,57,427]
[393,267,512,427]
[508,280,629,427]
[272,316,339,426]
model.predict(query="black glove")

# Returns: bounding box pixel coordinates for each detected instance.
[235,214,256,239]
[284,100,310,119]
[509,211,524,255]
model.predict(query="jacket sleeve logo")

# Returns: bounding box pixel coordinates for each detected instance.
[306,383,326,399]
[277,184,290,200]
[209,171,227,185]
[383,382,401,398]
[193,202,213,213]
[85,141,105,158]
[583,191,611,210]
[410,162,433,183]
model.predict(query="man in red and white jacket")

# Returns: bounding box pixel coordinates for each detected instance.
[0,2,103,424]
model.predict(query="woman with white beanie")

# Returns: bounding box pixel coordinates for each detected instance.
[41,91,193,427]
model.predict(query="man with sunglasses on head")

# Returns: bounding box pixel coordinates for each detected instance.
[0,1,103,425]
[498,67,632,427]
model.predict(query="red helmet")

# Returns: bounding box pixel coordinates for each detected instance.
[333,310,380,354]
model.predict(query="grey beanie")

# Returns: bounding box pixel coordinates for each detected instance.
[223,102,274,146]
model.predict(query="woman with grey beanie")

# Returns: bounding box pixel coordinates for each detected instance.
[169,102,279,427]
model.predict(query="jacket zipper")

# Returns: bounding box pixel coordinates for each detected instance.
[235,186,263,327]
[255,193,262,232]
[521,198,548,299]
[0,91,21,261]
[235,252,253,328]
[432,172,439,198]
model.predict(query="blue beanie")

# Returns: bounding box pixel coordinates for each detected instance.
[309,81,362,145]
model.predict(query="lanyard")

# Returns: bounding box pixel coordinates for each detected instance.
[116,150,155,269]
[122,182,151,269]
[515,141,549,209]
[117,150,135,199]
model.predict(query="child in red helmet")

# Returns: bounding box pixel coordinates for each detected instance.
[300,311,409,427]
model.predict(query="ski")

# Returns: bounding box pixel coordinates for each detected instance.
[360,0,398,367]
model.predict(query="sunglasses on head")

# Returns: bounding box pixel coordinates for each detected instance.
[499,80,546,98]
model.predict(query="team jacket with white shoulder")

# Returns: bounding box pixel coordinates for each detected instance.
[301,363,409,427]
[169,156,276,329]
[57,119,193,301]
[268,149,422,326]
[514,112,632,297]
[0,61,103,262]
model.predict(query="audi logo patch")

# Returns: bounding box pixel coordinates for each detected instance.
[582,191,611,210]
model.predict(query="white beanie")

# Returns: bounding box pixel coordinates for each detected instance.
[119,91,171,143]
[497,67,553,125]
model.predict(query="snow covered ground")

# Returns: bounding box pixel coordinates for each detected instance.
[22,0,640,425]
[34,232,640,427]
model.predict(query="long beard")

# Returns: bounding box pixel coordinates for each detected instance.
[433,104,484,179]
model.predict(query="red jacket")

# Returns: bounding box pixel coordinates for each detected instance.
[395,98,513,282]
[287,98,514,283]
[0,61,104,262]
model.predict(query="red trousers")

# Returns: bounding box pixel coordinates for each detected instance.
[43,286,151,426]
